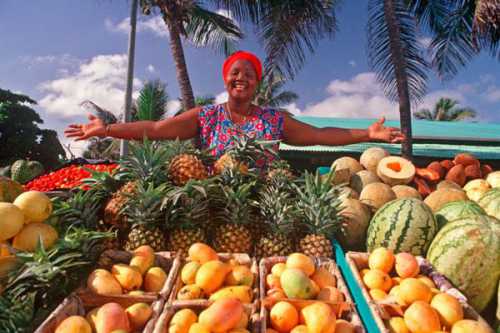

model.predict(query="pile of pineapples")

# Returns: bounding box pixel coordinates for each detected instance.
[73,136,345,259]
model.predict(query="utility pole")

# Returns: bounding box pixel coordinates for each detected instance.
[120,0,138,157]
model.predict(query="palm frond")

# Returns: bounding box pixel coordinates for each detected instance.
[210,0,262,24]
[80,101,117,125]
[135,80,168,121]
[267,91,299,108]
[472,0,500,58]
[413,108,433,120]
[368,0,428,103]
[185,4,243,56]
[448,107,477,121]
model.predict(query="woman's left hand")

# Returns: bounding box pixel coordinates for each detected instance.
[368,117,406,143]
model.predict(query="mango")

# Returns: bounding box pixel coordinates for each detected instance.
[130,254,154,275]
[188,243,218,264]
[336,319,355,333]
[225,265,253,286]
[209,286,253,303]
[271,263,287,278]
[181,261,201,285]
[111,264,143,291]
[144,267,167,293]
[55,316,92,333]
[368,247,395,273]
[270,301,299,332]
[290,325,308,333]
[399,278,432,304]
[96,303,130,333]
[228,329,249,333]
[128,290,145,296]
[369,288,388,301]
[387,317,410,333]
[311,267,336,289]
[195,260,231,294]
[235,311,249,329]
[318,286,344,303]
[301,302,336,333]
[86,307,99,332]
[395,252,419,278]
[451,320,491,333]
[169,309,197,333]
[430,293,464,328]
[404,301,440,333]
[266,274,281,290]
[363,269,392,292]
[286,253,315,276]
[198,299,244,333]
[125,303,153,331]
[177,284,203,300]
[87,269,123,295]
[280,268,317,299]
[188,323,211,333]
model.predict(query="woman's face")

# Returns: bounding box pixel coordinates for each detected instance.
[224,59,259,101]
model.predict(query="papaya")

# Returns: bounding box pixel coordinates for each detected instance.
[181,262,201,285]
[177,284,203,300]
[169,309,198,333]
[195,260,231,294]
[198,299,244,333]
[87,269,123,295]
[188,243,218,264]
[95,303,130,333]
[55,316,92,333]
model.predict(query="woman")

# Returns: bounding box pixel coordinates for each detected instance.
[65,51,404,158]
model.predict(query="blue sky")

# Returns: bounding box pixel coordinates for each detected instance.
[1,0,499,155]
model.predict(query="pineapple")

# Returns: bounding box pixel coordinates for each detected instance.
[254,173,299,258]
[294,171,344,258]
[266,159,295,181]
[165,139,208,186]
[212,169,257,253]
[163,179,214,253]
[123,182,168,251]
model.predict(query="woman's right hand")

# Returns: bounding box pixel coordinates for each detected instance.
[64,114,106,141]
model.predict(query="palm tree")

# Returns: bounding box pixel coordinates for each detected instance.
[131,79,168,121]
[139,0,243,111]
[413,97,477,121]
[253,69,298,111]
[175,94,215,116]
[367,0,428,158]
[407,0,499,80]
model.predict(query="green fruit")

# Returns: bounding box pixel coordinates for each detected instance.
[366,198,437,256]
[427,216,500,312]
[27,161,44,178]
[435,200,486,228]
[10,160,43,184]
[0,176,24,203]
[478,188,500,220]
[280,268,316,299]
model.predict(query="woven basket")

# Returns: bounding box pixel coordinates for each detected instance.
[169,253,259,303]
[152,300,259,333]
[259,256,365,333]
[345,251,493,332]
[34,291,164,333]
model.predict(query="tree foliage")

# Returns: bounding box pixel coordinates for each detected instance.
[413,97,477,121]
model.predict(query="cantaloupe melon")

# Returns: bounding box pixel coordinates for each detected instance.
[359,182,396,212]
[331,157,363,179]
[424,188,467,212]
[350,170,380,194]
[360,147,389,173]
[337,198,371,250]
[377,156,415,186]
[486,171,500,188]
[392,185,422,200]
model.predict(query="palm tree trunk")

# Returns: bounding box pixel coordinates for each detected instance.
[383,0,413,159]
[162,10,196,111]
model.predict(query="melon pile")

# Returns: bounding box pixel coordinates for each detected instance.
[176,243,254,303]
[87,245,168,296]
[360,248,492,333]
[54,301,154,333]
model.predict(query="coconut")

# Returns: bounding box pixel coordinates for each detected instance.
[331,157,364,179]
[338,198,371,250]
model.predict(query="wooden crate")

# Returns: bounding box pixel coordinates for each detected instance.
[34,291,164,333]
[169,253,259,303]
[85,250,181,301]
[346,251,494,333]
[259,256,365,333]
[152,300,259,333]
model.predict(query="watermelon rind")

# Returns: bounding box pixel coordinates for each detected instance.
[478,188,500,220]
[435,200,486,229]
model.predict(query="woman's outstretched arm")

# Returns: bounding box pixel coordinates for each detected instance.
[65,108,201,141]
[283,114,405,146]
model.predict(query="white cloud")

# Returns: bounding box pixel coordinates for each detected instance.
[166,100,182,117]
[417,89,465,111]
[146,64,156,73]
[485,88,500,102]
[105,16,168,37]
[19,54,82,69]
[283,103,301,116]
[348,60,356,67]
[215,91,228,104]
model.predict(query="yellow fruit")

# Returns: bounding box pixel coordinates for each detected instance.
[430,293,464,328]
[0,203,24,241]
[369,289,388,301]
[266,274,281,290]
[389,286,407,307]
[451,320,491,333]
[392,277,402,286]
[387,317,410,333]
[13,191,52,223]
[111,264,143,291]
[128,290,145,296]
[189,323,211,333]
[198,299,244,333]
[363,269,392,292]
[0,256,19,279]
[228,329,250,333]
[12,223,58,252]
[368,248,395,273]
[271,263,287,278]
[311,267,336,289]
[286,253,315,276]
[301,302,336,333]
[360,268,370,278]
[181,261,201,285]
[144,267,167,293]
[0,242,11,257]
[404,301,441,333]
[125,303,153,331]
[395,253,419,278]
[267,288,287,301]
[87,269,123,295]
[86,307,99,333]
[96,302,131,333]
[270,301,299,332]
[133,245,155,257]
[336,319,355,333]
[291,325,308,333]
[209,286,253,303]
[417,275,436,289]
[280,268,318,299]
[177,284,203,300]
[225,265,254,287]
[317,286,344,303]
[130,254,154,275]
[169,309,198,333]
[195,260,231,294]
[235,311,249,329]
[188,243,218,264]
[399,278,433,304]
[55,315,91,333]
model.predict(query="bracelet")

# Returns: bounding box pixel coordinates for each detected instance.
[104,124,112,137]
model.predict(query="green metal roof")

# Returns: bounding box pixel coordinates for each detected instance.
[280,117,500,160]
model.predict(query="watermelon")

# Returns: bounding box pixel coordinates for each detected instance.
[10,160,44,184]
[427,216,500,312]
[0,176,24,202]
[478,188,500,220]
[435,200,486,228]
[366,198,438,256]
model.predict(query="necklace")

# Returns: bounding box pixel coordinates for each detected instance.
[225,103,252,130]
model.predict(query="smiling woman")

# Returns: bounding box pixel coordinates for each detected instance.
[64,50,404,166]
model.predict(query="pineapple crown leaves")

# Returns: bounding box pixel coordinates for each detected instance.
[57,226,115,255]
[222,133,280,166]
[81,167,125,195]
[164,138,214,169]
[0,291,36,333]
[122,181,169,229]
[52,189,104,230]
[293,170,344,239]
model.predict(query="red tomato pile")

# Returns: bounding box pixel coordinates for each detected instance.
[24,163,118,192]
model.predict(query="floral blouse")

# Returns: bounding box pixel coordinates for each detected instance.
[197,104,284,166]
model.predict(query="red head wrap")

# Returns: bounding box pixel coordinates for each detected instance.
[222,51,263,82]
